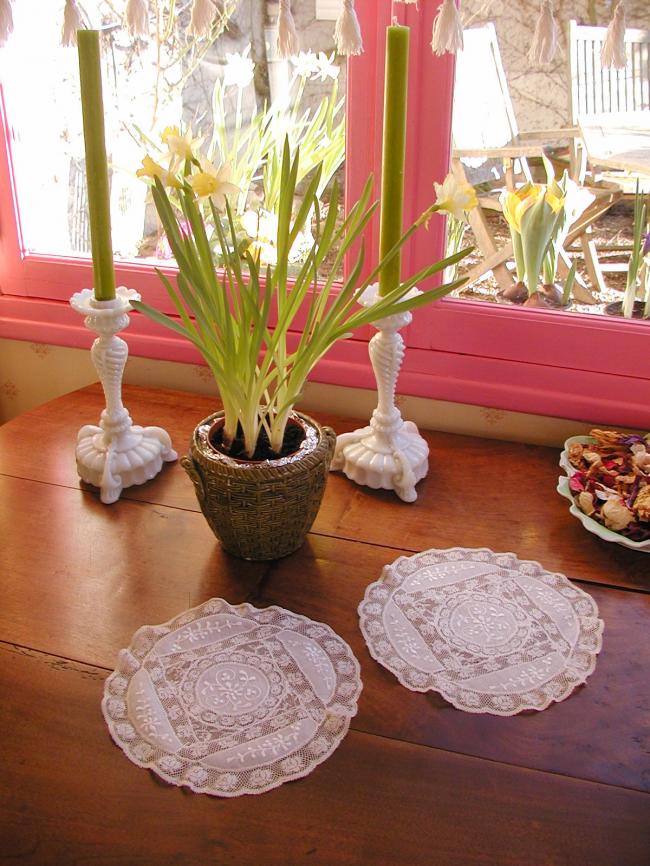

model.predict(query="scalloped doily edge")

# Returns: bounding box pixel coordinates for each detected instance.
[358,547,605,716]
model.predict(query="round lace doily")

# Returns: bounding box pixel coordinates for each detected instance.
[358,548,603,715]
[102,599,362,796]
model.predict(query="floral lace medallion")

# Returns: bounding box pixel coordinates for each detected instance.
[102,599,362,796]
[359,548,603,715]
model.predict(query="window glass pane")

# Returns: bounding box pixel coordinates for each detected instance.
[1,1,346,276]
[450,22,649,320]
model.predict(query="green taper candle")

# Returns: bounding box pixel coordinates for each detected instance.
[378,23,409,297]
[77,30,116,301]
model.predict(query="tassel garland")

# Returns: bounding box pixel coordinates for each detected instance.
[528,0,557,66]
[62,0,83,47]
[0,0,13,47]
[601,1,626,69]
[190,0,215,38]
[431,0,463,56]
[334,0,363,56]
[126,0,148,37]
[277,0,299,59]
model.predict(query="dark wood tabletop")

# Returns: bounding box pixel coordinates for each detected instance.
[1,384,648,866]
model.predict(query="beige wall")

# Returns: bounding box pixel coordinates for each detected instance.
[0,336,599,447]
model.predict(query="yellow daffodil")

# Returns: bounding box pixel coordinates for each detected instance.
[135,155,181,189]
[432,173,478,221]
[161,126,204,167]
[188,159,240,210]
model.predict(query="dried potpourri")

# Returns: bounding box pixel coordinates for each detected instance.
[567,429,650,541]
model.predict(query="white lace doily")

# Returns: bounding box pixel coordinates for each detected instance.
[358,548,603,715]
[102,599,362,796]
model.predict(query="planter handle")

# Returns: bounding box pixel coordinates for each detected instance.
[181,454,206,503]
[322,426,337,454]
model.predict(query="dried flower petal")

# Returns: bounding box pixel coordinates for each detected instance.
[577,491,595,516]
[569,473,586,492]
[633,486,650,521]
[601,497,635,531]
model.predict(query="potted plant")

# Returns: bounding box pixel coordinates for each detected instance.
[499,164,586,309]
[131,137,470,560]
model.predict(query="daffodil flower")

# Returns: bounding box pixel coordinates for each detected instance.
[223,45,255,89]
[432,173,478,221]
[291,50,320,79]
[188,159,240,210]
[161,126,204,167]
[136,155,181,189]
[241,208,313,265]
[312,51,340,82]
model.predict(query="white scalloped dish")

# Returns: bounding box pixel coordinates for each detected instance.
[558,434,650,553]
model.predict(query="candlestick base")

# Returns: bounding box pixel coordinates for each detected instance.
[330,284,429,503]
[70,288,177,504]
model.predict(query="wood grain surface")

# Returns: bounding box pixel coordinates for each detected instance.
[1,385,648,865]
[0,384,646,592]
[2,645,648,866]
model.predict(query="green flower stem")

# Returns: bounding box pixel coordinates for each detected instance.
[133,142,472,458]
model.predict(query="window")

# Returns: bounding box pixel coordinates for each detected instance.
[0,1,647,429]
[1,0,347,281]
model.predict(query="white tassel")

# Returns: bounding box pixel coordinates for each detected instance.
[0,0,13,47]
[126,0,149,37]
[528,0,557,66]
[277,0,299,59]
[190,0,215,38]
[62,0,83,48]
[334,0,363,57]
[431,0,463,56]
[601,1,627,69]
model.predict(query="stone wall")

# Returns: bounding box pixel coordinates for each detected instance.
[461,0,650,131]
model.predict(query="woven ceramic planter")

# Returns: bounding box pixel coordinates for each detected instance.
[181,411,336,561]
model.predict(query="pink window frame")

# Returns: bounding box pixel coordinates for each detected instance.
[0,0,648,429]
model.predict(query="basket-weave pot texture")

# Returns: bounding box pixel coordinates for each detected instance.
[181,411,336,561]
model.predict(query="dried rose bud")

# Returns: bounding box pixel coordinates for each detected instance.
[577,491,596,516]
[601,497,635,531]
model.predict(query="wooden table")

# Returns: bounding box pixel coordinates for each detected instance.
[580,114,650,183]
[1,384,649,866]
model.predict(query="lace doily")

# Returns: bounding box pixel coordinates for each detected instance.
[359,548,603,715]
[102,599,362,796]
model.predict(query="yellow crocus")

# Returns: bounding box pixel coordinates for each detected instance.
[136,155,180,189]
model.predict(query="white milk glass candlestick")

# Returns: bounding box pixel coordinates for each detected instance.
[70,287,177,504]
[331,284,428,502]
